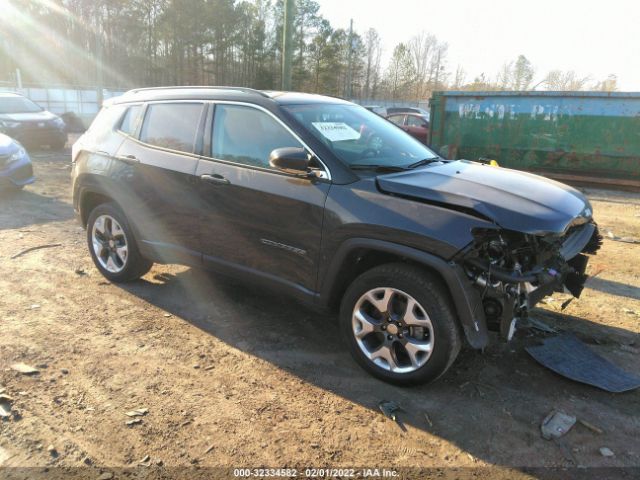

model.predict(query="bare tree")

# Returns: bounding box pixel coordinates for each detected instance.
[452,65,466,89]
[1,2,623,101]
[496,61,513,90]
[408,32,436,98]
[363,28,381,99]
[592,74,618,91]
[543,70,591,90]
[428,42,448,93]
[385,43,414,100]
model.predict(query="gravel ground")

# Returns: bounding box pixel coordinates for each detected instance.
[0,149,638,479]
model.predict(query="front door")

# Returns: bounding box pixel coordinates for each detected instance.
[195,103,330,297]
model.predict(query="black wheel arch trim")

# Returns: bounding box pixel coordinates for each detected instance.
[318,238,489,349]
[75,183,146,246]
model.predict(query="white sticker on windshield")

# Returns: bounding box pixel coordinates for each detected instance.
[312,122,361,142]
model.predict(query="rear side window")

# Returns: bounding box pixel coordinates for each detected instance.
[119,105,142,136]
[140,103,203,153]
[87,105,126,134]
[211,104,302,169]
[407,116,427,128]
[388,114,405,126]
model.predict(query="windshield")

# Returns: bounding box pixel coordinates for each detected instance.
[283,104,438,169]
[0,96,43,114]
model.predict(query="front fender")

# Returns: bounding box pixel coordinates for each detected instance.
[318,238,489,349]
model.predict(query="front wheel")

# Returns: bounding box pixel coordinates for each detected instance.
[86,202,152,282]
[49,137,67,151]
[340,263,461,386]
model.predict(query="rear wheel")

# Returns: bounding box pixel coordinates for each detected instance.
[86,202,152,282]
[49,138,66,151]
[340,263,461,385]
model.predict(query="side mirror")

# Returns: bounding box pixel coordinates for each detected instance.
[269,147,310,175]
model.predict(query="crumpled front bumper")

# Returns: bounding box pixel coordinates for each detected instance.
[461,220,602,340]
[0,154,35,187]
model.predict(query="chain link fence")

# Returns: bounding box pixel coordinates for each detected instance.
[0,82,125,127]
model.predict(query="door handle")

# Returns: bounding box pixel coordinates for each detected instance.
[117,154,140,165]
[200,173,230,185]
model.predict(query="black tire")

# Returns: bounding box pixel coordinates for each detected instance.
[86,202,152,282]
[49,138,67,151]
[340,262,461,386]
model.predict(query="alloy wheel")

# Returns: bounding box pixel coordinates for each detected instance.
[352,287,434,373]
[91,214,129,273]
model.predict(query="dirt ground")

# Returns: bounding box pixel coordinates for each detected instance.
[0,148,639,479]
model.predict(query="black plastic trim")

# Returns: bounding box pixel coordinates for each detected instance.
[318,238,489,349]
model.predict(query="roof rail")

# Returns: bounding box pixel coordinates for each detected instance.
[126,85,270,98]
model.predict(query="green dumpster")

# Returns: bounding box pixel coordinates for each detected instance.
[429,91,640,189]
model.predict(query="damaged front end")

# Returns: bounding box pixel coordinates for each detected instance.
[460,220,603,340]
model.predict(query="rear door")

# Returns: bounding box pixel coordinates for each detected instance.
[195,102,331,297]
[114,101,207,264]
[406,115,429,144]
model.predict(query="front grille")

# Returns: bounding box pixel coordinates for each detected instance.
[20,120,55,131]
[13,128,63,146]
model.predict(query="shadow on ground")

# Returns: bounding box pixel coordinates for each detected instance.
[117,267,640,473]
[0,188,74,231]
[585,276,640,301]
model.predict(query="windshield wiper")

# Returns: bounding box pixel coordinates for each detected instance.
[407,157,440,169]
[349,164,407,173]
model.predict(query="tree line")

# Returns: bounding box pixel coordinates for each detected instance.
[0,0,619,100]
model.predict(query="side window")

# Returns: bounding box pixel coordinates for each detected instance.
[407,116,427,128]
[118,105,142,136]
[140,103,203,153]
[212,104,302,169]
[388,114,405,126]
[87,105,125,133]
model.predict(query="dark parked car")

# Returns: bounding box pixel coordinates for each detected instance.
[71,87,601,385]
[0,92,66,149]
[387,112,430,144]
[0,133,34,190]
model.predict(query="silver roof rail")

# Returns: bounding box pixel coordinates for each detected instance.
[126,86,270,98]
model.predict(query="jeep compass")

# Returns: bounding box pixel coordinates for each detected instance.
[71,87,601,385]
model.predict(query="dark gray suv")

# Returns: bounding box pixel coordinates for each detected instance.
[71,86,601,385]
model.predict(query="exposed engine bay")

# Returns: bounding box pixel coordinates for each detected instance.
[461,220,603,339]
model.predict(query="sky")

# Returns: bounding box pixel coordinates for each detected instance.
[317,0,640,91]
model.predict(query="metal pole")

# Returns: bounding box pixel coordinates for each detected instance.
[95,11,104,106]
[433,50,441,92]
[346,19,353,98]
[15,68,22,89]
[281,0,294,90]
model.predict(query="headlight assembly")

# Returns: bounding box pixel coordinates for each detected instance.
[0,120,21,130]
[52,117,65,128]
[6,146,27,165]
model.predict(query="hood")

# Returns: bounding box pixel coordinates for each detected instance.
[0,110,57,122]
[376,160,591,235]
[0,133,19,155]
